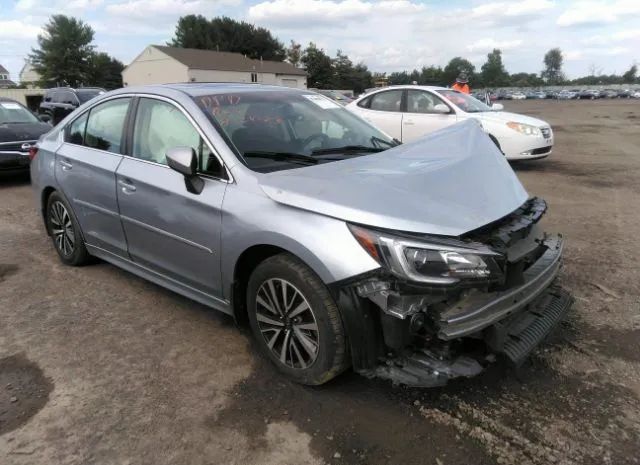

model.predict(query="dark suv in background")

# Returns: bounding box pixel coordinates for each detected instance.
[38,87,105,125]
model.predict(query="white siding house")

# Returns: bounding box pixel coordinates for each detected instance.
[122,45,306,88]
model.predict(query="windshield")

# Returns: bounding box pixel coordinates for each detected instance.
[194,91,396,172]
[77,90,103,103]
[0,101,40,124]
[436,89,493,113]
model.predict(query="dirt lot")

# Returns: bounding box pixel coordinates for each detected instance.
[1,99,639,465]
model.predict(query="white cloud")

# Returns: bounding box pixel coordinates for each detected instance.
[0,20,42,40]
[106,0,213,18]
[557,0,640,26]
[471,0,554,18]
[248,0,425,27]
[467,38,523,53]
[15,0,104,13]
[582,29,640,45]
[565,46,631,61]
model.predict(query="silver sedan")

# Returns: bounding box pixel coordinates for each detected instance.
[31,84,571,387]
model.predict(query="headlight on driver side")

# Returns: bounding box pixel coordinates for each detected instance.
[349,224,504,285]
[506,122,541,136]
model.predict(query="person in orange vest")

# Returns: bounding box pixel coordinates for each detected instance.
[451,72,470,94]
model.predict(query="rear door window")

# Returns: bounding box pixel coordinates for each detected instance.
[66,112,89,145]
[84,98,131,154]
[369,90,403,112]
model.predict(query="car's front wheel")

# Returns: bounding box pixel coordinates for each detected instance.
[246,254,348,385]
[46,192,91,266]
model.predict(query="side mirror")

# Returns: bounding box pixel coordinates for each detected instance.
[167,146,197,176]
[433,103,450,114]
[166,146,204,194]
[491,103,504,111]
[39,114,52,123]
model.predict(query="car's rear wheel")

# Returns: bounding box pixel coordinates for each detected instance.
[46,192,90,266]
[246,254,348,385]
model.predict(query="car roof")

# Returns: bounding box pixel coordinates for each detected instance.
[45,87,105,92]
[115,83,315,98]
[371,85,449,92]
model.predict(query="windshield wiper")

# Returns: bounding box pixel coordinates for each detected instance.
[243,151,318,164]
[371,136,399,148]
[311,145,385,155]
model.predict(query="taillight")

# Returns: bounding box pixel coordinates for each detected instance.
[28,146,38,161]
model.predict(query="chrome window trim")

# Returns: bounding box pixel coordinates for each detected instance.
[62,92,233,184]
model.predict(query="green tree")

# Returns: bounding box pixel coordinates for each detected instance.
[301,43,334,88]
[331,50,373,94]
[388,71,411,85]
[541,48,565,85]
[286,40,302,67]
[420,65,444,85]
[510,72,544,87]
[622,64,637,83]
[481,49,509,87]
[87,52,124,89]
[168,15,215,49]
[30,15,95,87]
[170,15,286,61]
[443,57,476,87]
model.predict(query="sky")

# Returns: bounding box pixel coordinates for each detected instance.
[1,0,639,82]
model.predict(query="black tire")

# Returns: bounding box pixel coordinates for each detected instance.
[246,253,348,385]
[46,191,91,266]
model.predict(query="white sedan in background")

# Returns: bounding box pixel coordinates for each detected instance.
[346,86,554,160]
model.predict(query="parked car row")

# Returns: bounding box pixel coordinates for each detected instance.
[27,83,571,388]
[488,88,640,100]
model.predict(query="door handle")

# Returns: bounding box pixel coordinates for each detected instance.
[59,160,73,171]
[403,120,415,125]
[118,179,136,193]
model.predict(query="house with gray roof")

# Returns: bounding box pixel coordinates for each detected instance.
[122,45,306,89]
[0,64,17,88]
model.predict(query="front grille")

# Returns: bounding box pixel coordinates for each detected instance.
[540,127,551,138]
[0,141,36,153]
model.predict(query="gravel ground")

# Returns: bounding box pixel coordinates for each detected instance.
[1,99,639,465]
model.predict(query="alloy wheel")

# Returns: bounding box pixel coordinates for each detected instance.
[255,278,319,369]
[50,201,75,256]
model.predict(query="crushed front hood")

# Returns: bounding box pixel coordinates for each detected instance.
[259,120,529,237]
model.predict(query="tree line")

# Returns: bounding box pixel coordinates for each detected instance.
[24,14,639,92]
[386,48,638,88]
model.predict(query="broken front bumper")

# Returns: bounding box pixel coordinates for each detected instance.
[438,235,564,340]
[368,286,572,387]
[354,235,572,387]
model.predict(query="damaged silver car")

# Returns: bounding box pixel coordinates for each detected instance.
[31,84,572,387]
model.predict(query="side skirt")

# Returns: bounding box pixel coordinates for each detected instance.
[86,244,233,316]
